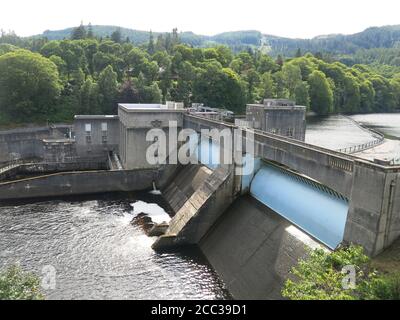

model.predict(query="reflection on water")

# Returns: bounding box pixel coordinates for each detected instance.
[0,193,230,300]
[306,115,375,150]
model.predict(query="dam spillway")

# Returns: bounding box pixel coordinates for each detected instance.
[192,132,349,249]
[249,163,349,249]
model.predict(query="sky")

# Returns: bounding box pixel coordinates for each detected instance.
[1,0,399,39]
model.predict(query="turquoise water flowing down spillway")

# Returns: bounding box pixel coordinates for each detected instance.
[249,163,349,249]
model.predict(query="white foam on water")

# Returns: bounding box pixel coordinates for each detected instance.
[130,201,171,224]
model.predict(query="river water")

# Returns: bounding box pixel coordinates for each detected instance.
[0,193,230,300]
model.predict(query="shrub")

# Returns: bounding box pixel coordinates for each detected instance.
[0,265,44,300]
[371,272,400,300]
[282,245,379,300]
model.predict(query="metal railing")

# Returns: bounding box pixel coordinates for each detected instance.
[0,160,24,174]
[336,138,384,154]
[0,157,43,174]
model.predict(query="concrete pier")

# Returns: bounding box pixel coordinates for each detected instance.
[152,165,238,250]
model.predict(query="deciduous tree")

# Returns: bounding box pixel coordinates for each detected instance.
[0,50,61,122]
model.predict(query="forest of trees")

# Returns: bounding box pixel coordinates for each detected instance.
[30,24,400,56]
[0,25,400,124]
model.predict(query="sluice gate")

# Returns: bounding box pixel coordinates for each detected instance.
[249,162,349,249]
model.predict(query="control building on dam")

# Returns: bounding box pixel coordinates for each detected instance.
[1,99,400,299]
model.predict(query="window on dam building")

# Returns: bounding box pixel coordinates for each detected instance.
[85,123,92,144]
[86,135,92,144]
[101,122,108,144]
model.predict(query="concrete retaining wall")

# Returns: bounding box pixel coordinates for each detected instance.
[0,168,158,201]
[0,127,64,163]
[0,160,108,182]
[387,172,400,246]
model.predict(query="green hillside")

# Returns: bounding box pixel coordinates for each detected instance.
[40,25,156,43]
[32,24,400,57]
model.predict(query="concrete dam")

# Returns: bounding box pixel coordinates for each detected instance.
[1,100,400,299]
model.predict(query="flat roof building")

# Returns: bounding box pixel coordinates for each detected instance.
[118,102,185,169]
[73,115,120,158]
[118,101,184,111]
[241,99,306,141]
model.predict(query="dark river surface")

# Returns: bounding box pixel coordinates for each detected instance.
[0,192,230,300]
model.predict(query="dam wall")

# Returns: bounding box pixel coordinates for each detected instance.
[0,126,65,163]
[184,114,400,256]
[388,170,400,246]
[0,168,158,201]
[344,162,400,255]
[0,159,108,182]
[200,195,325,300]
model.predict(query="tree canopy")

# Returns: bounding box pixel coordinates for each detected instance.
[0,29,399,124]
[0,50,61,123]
